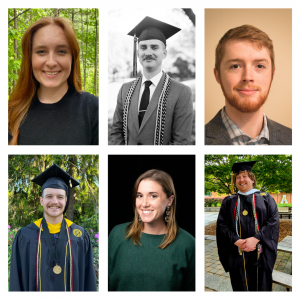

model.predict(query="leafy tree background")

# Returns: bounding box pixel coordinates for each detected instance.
[8,155,99,289]
[205,155,292,195]
[8,8,99,97]
[108,8,195,144]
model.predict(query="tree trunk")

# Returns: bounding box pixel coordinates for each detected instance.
[54,8,58,17]
[94,9,98,96]
[72,9,74,24]
[83,11,89,91]
[65,156,77,221]
[13,8,17,88]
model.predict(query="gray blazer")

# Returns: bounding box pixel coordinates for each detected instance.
[205,109,292,145]
[110,75,193,145]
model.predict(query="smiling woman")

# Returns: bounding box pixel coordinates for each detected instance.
[108,169,195,291]
[8,16,98,145]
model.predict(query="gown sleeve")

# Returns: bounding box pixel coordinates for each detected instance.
[9,230,23,291]
[216,196,241,272]
[83,230,97,291]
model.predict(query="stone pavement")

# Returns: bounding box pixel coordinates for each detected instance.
[204,235,292,292]
[204,212,219,226]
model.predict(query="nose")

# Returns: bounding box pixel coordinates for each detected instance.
[242,66,254,83]
[142,196,149,207]
[46,52,58,68]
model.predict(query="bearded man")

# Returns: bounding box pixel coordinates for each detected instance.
[205,25,292,145]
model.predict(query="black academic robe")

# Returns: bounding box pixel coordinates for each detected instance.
[9,222,97,291]
[216,191,279,291]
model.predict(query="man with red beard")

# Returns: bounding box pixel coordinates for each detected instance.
[205,25,292,145]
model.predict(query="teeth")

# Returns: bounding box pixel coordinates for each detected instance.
[45,71,59,75]
[142,211,152,214]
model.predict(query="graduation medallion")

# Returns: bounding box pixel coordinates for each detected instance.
[53,264,62,274]
[242,210,248,216]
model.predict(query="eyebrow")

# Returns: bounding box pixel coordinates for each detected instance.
[136,192,158,194]
[139,44,159,47]
[33,44,70,50]
[225,58,270,65]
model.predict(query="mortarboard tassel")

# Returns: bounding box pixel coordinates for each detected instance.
[231,171,234,194]
[132,35,137,77]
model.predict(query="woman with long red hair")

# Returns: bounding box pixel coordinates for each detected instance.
[8,17,98,145]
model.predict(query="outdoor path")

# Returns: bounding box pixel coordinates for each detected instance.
[204,212,219,226]
[204,235,292,291]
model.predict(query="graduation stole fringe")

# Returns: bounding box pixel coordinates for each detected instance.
[123,73,171,145]
[36,220,73,291]
[234,194,262,255]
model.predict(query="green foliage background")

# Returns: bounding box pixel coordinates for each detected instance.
[205,155,292,195]
[8,8,98,96]
[8,155,99,289]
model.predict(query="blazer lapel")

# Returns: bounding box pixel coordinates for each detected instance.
[139,73,165,133]
[129,80,142,133]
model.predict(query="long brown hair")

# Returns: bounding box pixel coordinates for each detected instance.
[8,17,82,145]
[125,169,179,249]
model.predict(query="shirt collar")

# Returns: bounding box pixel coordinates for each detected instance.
[141,70,163,87]
[221,107,269,143]
[238,189,260,196]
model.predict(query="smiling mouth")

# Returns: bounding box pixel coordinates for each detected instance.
[48,206,61,210]
[142,210,153,215]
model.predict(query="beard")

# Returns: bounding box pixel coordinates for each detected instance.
[220,80,272,113]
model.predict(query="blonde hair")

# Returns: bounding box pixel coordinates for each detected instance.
[125,169,179,249]
[215,24,275,75]
[8,17,82,145]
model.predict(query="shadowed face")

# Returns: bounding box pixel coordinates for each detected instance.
[138,39,167,73]
[215,39,274,113]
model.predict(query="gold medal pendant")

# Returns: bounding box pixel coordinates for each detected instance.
[242,210,248,216]
[53,264,62,274]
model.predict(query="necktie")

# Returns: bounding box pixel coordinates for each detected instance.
[139,80,152,127]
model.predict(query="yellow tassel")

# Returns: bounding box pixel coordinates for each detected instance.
[231,171,234,194]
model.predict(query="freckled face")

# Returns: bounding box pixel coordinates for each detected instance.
[236,172,254,193]
[31,24,72,91]
[215,40,274,113]
[136,179,173,225]
[138,39,166,73]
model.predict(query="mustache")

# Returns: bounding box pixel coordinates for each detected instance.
[143,55,156,61]
[234,84,261,91]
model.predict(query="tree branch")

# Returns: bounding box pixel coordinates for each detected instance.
[9,9,31,24]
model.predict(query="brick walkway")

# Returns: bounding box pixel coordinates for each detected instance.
[205,236,292,291]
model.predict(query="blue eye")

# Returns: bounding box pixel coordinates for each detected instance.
[231,64,239,69]
[257,64,265,69]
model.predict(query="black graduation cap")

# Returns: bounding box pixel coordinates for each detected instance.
[127,16,181,76]
[31,164,79,214]
[231,161,257,174]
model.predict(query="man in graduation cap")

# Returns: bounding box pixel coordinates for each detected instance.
[110,16,193,145]
[9,164,97,291]
[216,161,279,291]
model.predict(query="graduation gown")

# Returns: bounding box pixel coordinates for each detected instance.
[216,191,279,291]
[9,221,97,291]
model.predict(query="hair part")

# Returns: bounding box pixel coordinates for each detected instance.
[8,16,82,145]
[215,24,275,76]
[234,170,256,188]
[125,169,179,249]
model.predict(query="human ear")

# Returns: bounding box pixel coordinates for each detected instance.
[40,197,44,206]
[168,195,174,206]
[214,68,221,84]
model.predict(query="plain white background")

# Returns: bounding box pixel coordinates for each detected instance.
[3,0,299,298]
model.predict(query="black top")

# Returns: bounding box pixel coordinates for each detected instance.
[11,85,98,145]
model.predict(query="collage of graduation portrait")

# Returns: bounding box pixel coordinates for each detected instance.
[4,1,297,298]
